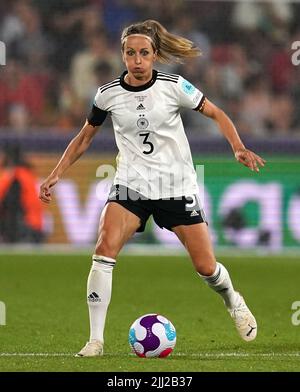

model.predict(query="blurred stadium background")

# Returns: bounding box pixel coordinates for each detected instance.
[0,0,300,254]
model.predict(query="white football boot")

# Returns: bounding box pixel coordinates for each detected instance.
[75,340,104,357]
[229,293,257,341]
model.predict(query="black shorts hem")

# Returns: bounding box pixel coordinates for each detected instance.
[169,220,208,231]
[154,215,206,232]
[106,200,148,232]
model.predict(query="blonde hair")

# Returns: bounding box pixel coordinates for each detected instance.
[121,19,201,64]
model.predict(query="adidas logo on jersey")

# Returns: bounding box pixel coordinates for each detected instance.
[190,210,199,217]
[136,103,146,110]
[88,292,101,302]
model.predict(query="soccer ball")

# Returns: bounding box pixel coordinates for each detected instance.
[128,313,176,358]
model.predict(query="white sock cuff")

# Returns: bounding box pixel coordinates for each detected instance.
[92,254,116,268]
[199,262,222,283]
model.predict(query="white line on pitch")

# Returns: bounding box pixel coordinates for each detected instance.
[0,353,74,357]
[0,352,300,358]
[175,352,300,358]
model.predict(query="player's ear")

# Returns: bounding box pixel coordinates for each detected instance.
[121,50,126,63]
[153,50,157,62]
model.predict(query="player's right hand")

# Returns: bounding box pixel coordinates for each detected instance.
[39,175,59,204]
[234,148,266,172]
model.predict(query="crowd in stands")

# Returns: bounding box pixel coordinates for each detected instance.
[1,0,300,137]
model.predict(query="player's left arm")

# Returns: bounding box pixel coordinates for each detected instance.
[199,98,266,172]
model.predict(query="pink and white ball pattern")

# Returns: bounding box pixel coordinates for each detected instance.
[129,314,176,358]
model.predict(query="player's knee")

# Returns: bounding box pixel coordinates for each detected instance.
[95,234,119,259]
[95,242,117,259]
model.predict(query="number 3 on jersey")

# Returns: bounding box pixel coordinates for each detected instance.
[139,132,154,155]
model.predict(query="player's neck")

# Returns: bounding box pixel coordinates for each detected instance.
[125,71,153,87]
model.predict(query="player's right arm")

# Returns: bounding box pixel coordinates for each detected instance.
[39,120,99,204]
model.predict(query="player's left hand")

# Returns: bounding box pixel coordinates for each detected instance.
[234,148,266,172]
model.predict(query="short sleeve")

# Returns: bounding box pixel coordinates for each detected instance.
[93,87,107,111]
[176,76,205,111]
[87,88,108,127]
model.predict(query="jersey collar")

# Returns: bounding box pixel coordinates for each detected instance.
[120,70,158,92]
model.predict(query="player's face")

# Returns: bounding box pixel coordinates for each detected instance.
[122,36,157,81]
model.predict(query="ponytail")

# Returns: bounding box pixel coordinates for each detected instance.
[121,20,201,64]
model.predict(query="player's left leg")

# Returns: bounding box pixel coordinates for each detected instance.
[172,223,257,341]
[76,202,142,357]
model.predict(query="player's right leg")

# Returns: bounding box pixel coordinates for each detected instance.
[76,202,141,357]
[172,223,257,342]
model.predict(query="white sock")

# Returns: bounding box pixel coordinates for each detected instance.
[87,254,116,343]
[199,262,240,309]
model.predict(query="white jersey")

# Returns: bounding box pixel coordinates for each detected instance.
[93,70,205,199]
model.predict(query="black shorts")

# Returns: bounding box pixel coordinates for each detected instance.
[106,184,207,233]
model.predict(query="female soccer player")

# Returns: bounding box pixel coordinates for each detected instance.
[39,20,265,357]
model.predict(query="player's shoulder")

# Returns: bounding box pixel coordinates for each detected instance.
[156,70,180,84]
[98,77,122,94]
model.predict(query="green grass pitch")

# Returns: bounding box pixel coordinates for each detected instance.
[0,253,299,372]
